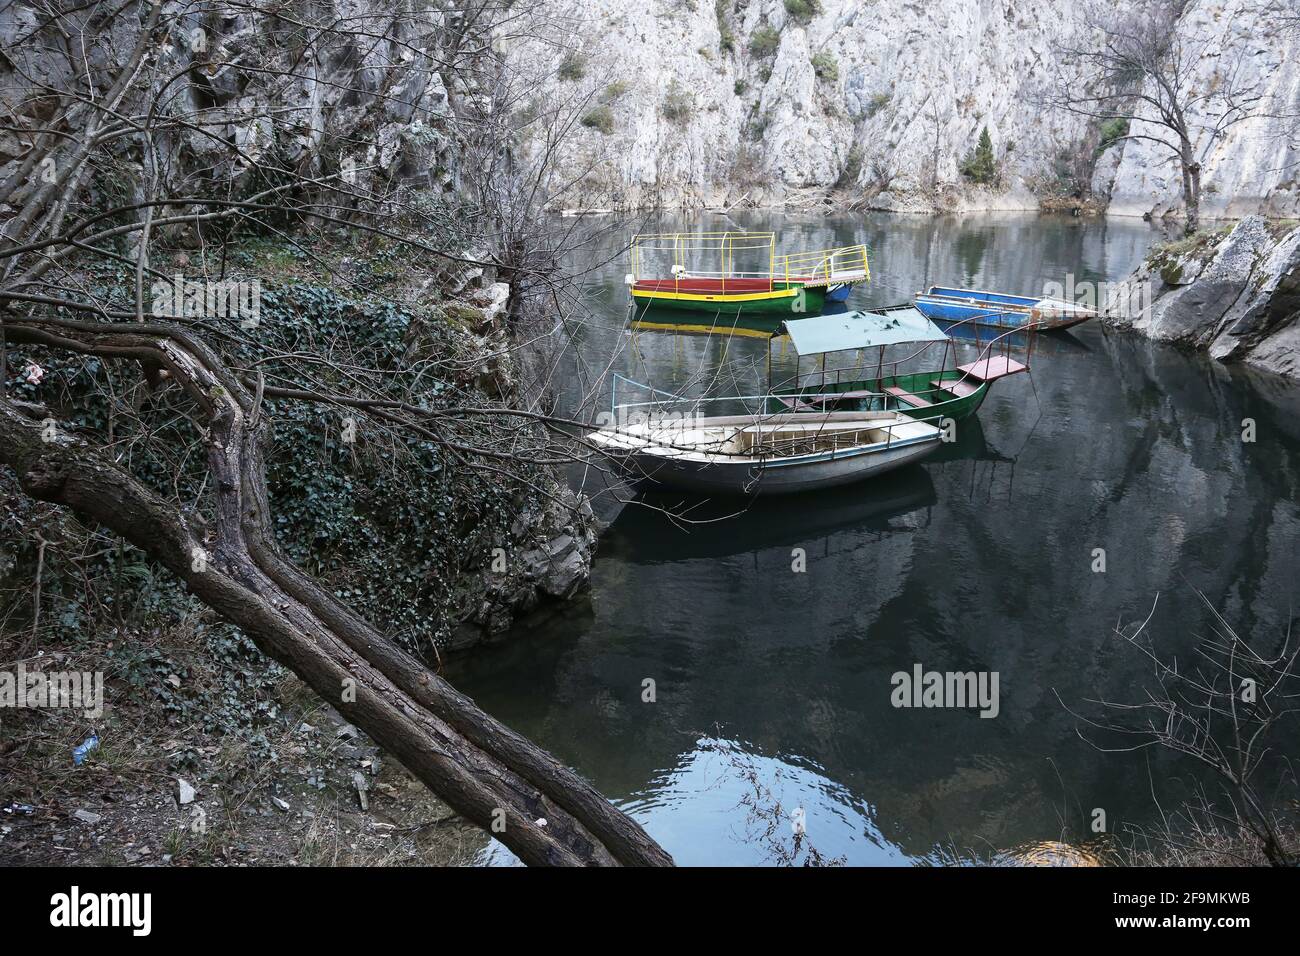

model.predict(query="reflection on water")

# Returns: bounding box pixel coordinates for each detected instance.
[450,211,1300,866]
[992,841,1107,868]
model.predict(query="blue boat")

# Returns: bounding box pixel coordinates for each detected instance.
[824,282,854,303]
[914,286,1095,332]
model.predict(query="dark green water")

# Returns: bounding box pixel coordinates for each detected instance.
[451,211,1300,865]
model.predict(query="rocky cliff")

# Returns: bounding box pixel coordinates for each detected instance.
[0,1,599,652]
[1104,216,1300,378]
[516,0,1299,219]
[1094,0,1300,223]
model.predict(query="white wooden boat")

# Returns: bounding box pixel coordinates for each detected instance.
[587,410,941,495]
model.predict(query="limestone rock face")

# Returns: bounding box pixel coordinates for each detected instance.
[5,0,1292,219]
[0,1,459,205]
[1210,226,1300,377]
[1105,218,1300,378]
[1103,0,1300,223]
[516,0,1298,217]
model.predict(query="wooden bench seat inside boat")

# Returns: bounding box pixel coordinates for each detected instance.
[931,378,980,398]
[737,421,892,456]
[884,385,932,407]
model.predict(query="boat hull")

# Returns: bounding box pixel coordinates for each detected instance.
[771,370,992,424]
[588,412,941,495]
[614,435,938,494]
[914,289,1093,332]
[631,280,828,316]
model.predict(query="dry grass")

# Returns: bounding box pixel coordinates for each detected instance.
[1,633,487,866]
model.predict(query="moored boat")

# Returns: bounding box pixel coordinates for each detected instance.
[628,232,869,317]
[914,286,1096,332]
[588,410,941,495]
[767,305,1032,424]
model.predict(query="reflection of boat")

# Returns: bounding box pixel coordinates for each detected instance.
[603,466,937,563]
[587,410,941,495]
[767,306,1032,426]
[926,409,1014,464]
[627,232,868,317]
[630,304,784,338]
[915,286,1095,332]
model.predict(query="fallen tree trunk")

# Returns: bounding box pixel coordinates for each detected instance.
[0,315,673,867]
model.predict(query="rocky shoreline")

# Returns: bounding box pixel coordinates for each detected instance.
[1104,216,1300,380]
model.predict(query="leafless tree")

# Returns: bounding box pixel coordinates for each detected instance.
[922,95,948,197]
[1064,589,1299,866]
[0,0,671,865]
[1049,0,1271,235]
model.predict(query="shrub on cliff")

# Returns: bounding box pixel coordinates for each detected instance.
[784,0,820,25]
[581,104,616,134]
[662,84,693,125]
[1096,117,1129,155]
[716,0,736,53]
[750,25,781,58]
[811,51,838,82]
[835,145,864,188]
[558,52,586,81]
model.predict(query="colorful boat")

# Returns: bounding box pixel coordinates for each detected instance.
[914,286,1096,332]
[766,305,1032,425]
[627,232,869,317]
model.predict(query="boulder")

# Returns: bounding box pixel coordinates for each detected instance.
[1113,217,1275,345]
[540,550,588,599]
[1210,225,1300,367]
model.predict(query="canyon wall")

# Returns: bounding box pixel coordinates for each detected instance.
[514,0,1299,219]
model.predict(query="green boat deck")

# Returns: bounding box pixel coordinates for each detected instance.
[770,369,991,424]
[771,355,1028,423]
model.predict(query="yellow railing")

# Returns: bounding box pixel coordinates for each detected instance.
[776,244,870,283]
[631,232,776,289]
[629,234,869,293]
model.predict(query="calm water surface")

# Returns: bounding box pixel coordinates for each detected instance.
[451,211,1300,865]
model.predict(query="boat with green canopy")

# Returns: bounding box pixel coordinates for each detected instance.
[765,304,1033,424]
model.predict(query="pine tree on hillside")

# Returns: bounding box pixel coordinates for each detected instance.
[960,126,997,185]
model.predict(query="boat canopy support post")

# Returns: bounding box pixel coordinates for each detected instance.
[721,233,728,295]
